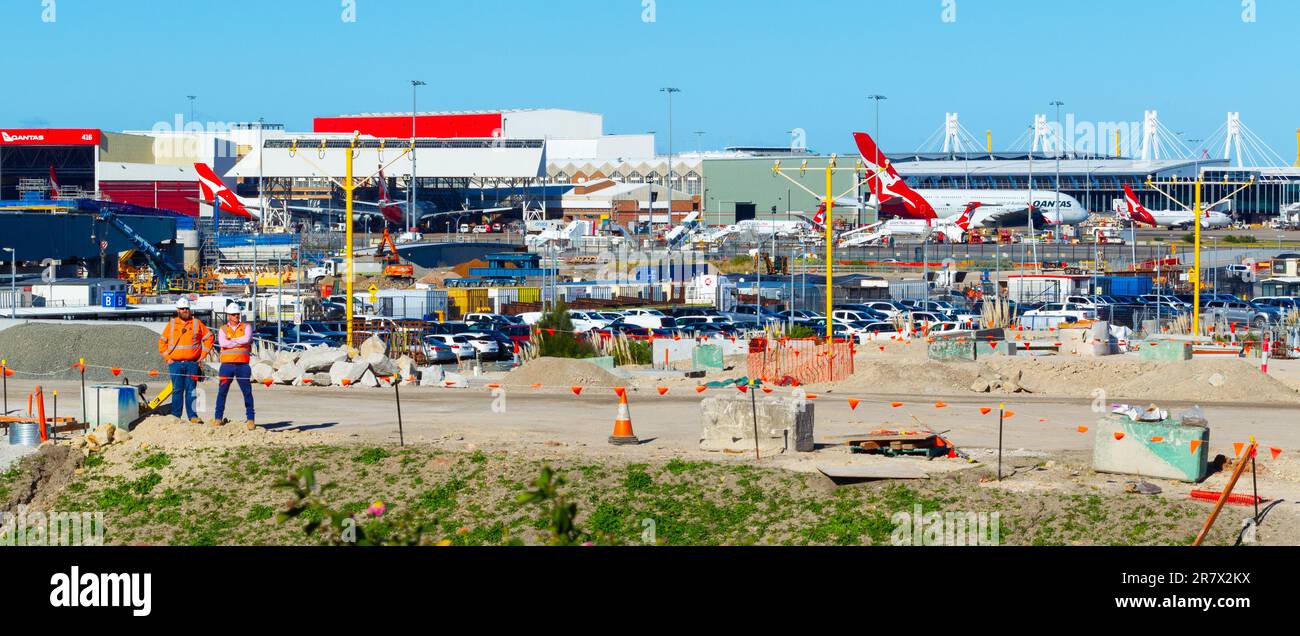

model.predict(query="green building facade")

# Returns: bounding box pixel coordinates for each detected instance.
[700,156,879,226]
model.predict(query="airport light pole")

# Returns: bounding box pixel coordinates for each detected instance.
[410,80,426,233]
[661,88,681,201]
[1050,101,1064,245]
[694,131,706,155]
[187,95,196,123]
[868,95,887,149]
[3,248,14,319]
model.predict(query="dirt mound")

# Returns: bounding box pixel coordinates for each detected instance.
[503,357,622,387]
[119,415,340,451]
[452,259,489,278]
[830,354,1300,404]
[2,445,83,513]
[0,323,163,382]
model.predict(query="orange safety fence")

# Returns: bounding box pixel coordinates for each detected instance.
[746,338,855,386]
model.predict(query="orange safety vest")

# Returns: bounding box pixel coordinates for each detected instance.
[220,322,252,364]
[158,317,214,362]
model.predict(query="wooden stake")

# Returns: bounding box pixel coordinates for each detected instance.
[1192,442,1257,546]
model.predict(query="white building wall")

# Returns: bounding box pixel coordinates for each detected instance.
[502,110,602,140]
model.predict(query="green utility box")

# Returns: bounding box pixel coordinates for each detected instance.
[1091,413,1210,483]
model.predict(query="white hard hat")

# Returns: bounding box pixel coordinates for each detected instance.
[176,298,191,310]
[225,302,242,315]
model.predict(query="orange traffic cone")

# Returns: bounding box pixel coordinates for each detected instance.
[609,391,639,446]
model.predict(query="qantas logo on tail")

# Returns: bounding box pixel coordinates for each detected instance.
[48,164,60,199]
[812,203,826,229]
[1121,184,1157,227]
[954,202,979,231]
[853,132,936,220]
[193,163,254,219]
[375,167,404,226]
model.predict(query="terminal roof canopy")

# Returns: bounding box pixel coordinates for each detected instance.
[227,138,547,180]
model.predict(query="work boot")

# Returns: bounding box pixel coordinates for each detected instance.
[189,417,203,425]
[210,418,227,428]
[245,419,256,431]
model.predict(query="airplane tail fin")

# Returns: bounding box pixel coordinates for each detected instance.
[193,163,255,219]
[1121,184,1156,227]
[377,166,390,203]
[852,131,936,219]
[955,202,980,231]
[812,203,826,229]
[48,164,60,199]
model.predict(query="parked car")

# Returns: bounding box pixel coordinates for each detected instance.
[421,339,458,364]
[460,332,503,359]
[1252,296,1300,315]
[1204,300,1274,327]
[426,334,476,359]
[1021,303,1097,323]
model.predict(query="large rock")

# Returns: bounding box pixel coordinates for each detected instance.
[357,368,380,388]
[441,371,469,389]
[359,335,386,359]
[272,362,304,385]
[251,362,275,384]
[328,360,353,387]
[362,352,399,377]
[298,347,349,372]
[312,372,333,387]
[700,396,814,455]
[396,355,415,380]
[419,366,444,387]
[272,350,300,371]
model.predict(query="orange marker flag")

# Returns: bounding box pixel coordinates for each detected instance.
[487,383,501,389]
[1114,432,1125,441]
[263,378,274,387]
[571,386,584,396]
[148,369,159,378]
[1270,447,1283,460]
[1189,440,1202,455]
[110,367,122,377]
[848,398,861,411]
[1076,426,1089,433]
[761,387,773,394]
[1039,418,1048,423]
[806,394,819,400]
[1233,442,1245,457]
[1150,436,1165,443]
[891,402,904,408]
[530,383,543,389]
[695,386,707,394]
[613,386,626,397]
[302,377,313,385]
[341,378,353,386]
[935,401,948,409]
[736,385,748,394]
[657,387,669,396]
[1003,411,1015,419]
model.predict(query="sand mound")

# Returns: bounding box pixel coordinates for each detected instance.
[118,415,339,451]
[1,445,83,513]
[0,323,163,382]
[503,357,622,387]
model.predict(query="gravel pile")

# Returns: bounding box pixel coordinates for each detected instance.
[0,323,166,382]
[503,357,623,387]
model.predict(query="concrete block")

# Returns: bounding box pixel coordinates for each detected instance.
[362,352,399,377]
[312,372,332,387]
[359,335,386,359]
[928,335,977,361]
[271,350,300,370]
[441,371,469,389]
[418,366,444,387]
[1092,413,1209,482]
[328,360,353,386]
[699,396,814,455]
[83,385,140,430]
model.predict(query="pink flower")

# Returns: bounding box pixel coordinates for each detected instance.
[367,501,386,517]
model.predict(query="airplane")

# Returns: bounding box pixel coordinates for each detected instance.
[1120,184,1232,230]
[838,202,979,247]
[194,162,427,224]
[853,131,1089,227]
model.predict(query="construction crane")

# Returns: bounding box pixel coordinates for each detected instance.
[95,208,201,294]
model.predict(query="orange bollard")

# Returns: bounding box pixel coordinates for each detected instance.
[608,391,639,446]
[34,385,48,442]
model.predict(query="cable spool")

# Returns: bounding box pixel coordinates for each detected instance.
[9,421,41,447]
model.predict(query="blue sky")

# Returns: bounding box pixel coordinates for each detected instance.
[2,0,1295,159]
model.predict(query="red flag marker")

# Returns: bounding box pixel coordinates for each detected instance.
[848,398,860,411]
[1189,440,1202,455]
[657,387,669,396]
[1114,432,1125,441]
[571,386,583,396]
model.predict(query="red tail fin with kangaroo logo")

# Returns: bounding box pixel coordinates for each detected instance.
[853,132,936,220]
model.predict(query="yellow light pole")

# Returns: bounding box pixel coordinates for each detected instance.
[824,158,835,340]
[345,139,356,350]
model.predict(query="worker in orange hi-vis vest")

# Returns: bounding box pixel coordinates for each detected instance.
[212,302,257,430]
[157,298,215,424]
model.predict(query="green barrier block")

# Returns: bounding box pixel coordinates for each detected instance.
[928,336,976,362]
[1092,414,1209,483]
[1139,340,1192,362]
[587,356,616,371]
[692,344,724,370]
